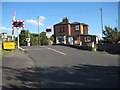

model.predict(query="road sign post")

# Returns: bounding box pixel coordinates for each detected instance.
[12,20,24,49]
[17,28,20,48]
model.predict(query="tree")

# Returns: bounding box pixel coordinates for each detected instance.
[50,34,54,42]
[103,26,120,44]
[19,30,30,46]
[39,32,48,45]
[30,33,38,46]
[19,30,27,46]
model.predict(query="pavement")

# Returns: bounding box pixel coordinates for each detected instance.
[2,50,36,89]
[2,45,119,88]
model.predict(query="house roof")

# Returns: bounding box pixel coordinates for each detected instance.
[54,22,70,26]
[70,22,81,25]
[81,23,88,26]
[54,18,88,26]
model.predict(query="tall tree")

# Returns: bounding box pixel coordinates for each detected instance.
[40,32,48,45]
[19,30,30,46]
[30,33,38,46]
[103,26,120,44]
[19,30,27,46]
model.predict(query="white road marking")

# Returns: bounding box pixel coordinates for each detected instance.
[20,46,67,55]
[47,48,67,55]
[26,48,48,50]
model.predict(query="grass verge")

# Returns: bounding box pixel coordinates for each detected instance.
[0,48,19,57]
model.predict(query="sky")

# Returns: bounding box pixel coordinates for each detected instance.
[0,2,119,39]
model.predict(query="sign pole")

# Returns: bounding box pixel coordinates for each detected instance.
[17,28,20,49]
[38,16,40,46]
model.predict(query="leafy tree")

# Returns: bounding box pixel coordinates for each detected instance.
[50,34,54,42]
[30,33,38,46]
[19,30,30,46]
[19,30,27,46]
[103,26,120,44]
[40,32,48,45]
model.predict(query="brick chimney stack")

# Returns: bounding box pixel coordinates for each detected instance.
[62,17,69,23]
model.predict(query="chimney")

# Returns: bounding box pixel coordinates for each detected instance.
[62,17,68,23]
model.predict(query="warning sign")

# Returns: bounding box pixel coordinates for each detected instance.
[3,41,15,50]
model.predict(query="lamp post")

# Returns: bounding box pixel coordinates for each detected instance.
[38,16,40,46]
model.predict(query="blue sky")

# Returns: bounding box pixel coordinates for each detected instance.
[1,2,118,38]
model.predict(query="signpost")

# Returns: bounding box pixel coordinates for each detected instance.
[26,37,30,46]
[12,20,24,48]
[3,42,15,50]
[46,28,52,38]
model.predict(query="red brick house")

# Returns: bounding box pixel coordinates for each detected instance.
[54,17,98,46]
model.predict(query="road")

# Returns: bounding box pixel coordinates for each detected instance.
[22,45,118,67]
[2,45,119,88]
[21,45,119,88]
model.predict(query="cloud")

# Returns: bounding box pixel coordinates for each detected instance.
[26,16,46,26]
[26,19,38,26]
[0,26,12,31]
[38,16,46,22]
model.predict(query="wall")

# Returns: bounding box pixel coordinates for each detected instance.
[54,24,69,36]
[83,25,88,34]
[71,24,80,36]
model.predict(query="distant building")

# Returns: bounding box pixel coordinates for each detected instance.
[54,17,98,45]
[1,32,8,41]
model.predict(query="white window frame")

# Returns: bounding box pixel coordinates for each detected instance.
[75,25,79,30]
[85,36,91,42]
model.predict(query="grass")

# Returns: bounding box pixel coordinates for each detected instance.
[0,50,11,57]
[0,48,19,57]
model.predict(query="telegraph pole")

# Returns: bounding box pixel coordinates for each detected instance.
[38,16,40,46]
[100,8,104,39]
[116,19,118,29]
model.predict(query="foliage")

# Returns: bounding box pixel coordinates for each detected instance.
[19,30,29,46]
[39,32,48,45]
[30,33,38,46]
[16,30,50,46]
[50,34,54,41]
[103,26,120,44]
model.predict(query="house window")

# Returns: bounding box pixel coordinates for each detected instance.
[85,36,91,42]
[76,25,79,30]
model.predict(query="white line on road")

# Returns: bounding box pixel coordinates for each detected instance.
[47,48,67,55]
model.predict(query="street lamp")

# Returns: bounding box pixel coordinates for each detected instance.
[38,16,40,46]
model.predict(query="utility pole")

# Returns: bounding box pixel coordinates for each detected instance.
[38,16,40,46]
[100,8,104,39]
[116,19,118,29]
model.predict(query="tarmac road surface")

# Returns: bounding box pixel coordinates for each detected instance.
[2,45,119,88]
